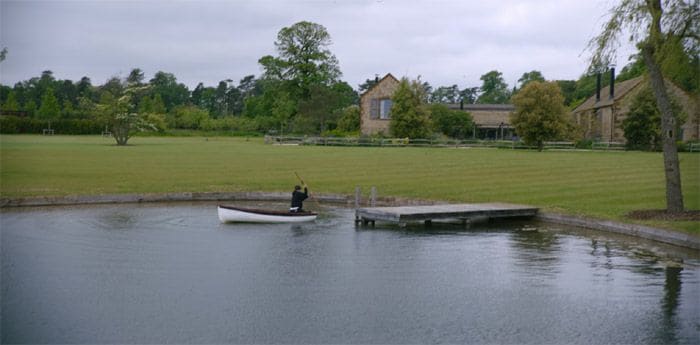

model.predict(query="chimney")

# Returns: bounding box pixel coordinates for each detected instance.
[375,74,379,83]
[609,67,615,99]
[595,72,601,102]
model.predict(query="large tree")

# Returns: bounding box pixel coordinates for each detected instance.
[517,70,546,89]
[259,21,341,100]
[98,84,156,145]
[477,70,511,104]
[588,0,698,212]
[390,78,432,139]
[511,81,570,151]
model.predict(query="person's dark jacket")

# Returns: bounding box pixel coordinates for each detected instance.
[291,187,308,210]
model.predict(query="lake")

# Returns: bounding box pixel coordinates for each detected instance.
[2,202,699,344]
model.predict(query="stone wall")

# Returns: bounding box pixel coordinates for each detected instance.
[360,74,400,136]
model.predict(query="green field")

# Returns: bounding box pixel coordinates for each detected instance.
[1,135,698,233]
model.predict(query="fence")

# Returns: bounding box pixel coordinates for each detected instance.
[689,142,700,153]
[264,136,629,151]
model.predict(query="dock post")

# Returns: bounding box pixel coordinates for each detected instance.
[370,186,377,207]
[354,186,361,225]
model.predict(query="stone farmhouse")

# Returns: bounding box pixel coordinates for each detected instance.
[572,74,699,143]
[359,73,515,139]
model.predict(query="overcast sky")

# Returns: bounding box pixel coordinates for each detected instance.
[0,0,636,91]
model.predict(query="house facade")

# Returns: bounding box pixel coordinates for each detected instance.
[359,73,400,136]
[572,76,699,142]
[359,73,515,138]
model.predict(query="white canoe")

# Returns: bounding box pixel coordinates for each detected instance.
[218,205,318,223]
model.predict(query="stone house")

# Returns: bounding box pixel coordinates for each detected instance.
[359,73,400,136]
[572,75,699,142]
[359,73,515,138]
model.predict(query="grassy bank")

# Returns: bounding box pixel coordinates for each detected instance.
[1,135,698,234]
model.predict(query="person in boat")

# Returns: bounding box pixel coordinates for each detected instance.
[290,184,309,213]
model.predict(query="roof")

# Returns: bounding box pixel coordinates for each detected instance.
[573,76,644,113]
[359,73,399,98]
[443,103,514,127]
[445,103,515,111]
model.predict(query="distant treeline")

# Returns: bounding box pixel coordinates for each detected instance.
[1,21,695,136]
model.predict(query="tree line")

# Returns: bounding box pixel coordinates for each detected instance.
[1,19,696,142]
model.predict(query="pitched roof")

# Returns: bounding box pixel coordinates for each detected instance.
[359,73,399,97]
[573,76,644,113]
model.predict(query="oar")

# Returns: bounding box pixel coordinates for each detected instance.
[294,172,322,209]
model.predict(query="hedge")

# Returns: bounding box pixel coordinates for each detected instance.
[0,116,107,135]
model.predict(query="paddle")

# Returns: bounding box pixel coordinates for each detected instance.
[294,172,322,210]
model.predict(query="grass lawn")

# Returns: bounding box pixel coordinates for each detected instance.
[1,134,698,234]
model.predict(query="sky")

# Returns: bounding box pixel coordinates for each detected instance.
[0,0,638,91]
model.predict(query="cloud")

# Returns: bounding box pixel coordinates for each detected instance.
[0,0,635,91]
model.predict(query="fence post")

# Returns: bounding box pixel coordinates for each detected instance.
[370,186,377,207]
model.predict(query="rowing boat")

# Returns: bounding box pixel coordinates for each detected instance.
[218,205,318,223]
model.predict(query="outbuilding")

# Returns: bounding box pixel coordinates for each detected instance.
[359,73,515,139]
[572,74,699,142]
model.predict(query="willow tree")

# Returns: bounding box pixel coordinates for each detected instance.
[588,0,698,213]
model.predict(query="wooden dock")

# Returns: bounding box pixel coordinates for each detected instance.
[355,203,538,227]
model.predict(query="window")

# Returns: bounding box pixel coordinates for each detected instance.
[379,99,392,119]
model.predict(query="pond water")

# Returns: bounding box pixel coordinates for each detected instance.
[1,203,699,344]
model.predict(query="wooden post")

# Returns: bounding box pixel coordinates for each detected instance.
[370,186,377,207]
[355,186,361,225]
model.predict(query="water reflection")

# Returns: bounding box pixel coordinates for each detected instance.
[509,228,562,279]
[1,204,698,344]
[656,266,683,344]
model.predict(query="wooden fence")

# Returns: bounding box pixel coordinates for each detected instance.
[264,136,631,151]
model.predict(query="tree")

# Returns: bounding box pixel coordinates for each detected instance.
[127,68,145,86]
[517,71,545,89]
[61,99,74,118]
[555,80,577,106]
[336,105,360,132]
[511,81,570,151]
[460,87,479,104]
[0,47,7,62]
[390,78,432,138]
[358,78,378,93]
[24,99,37,116]
[623,87,662,151]
[2,90,19,111]
[37,88,61,126]
[429,104,473,139]
[75,96,96,119]
[170,105,209,129]
[477,70,511,104]
[98,84,156,145]
[430,85,461,103]
[587,0,698,212]
[148,71,190,111]
[623,86,684,151]
[259,21,341,100]
[76,76,96,101]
